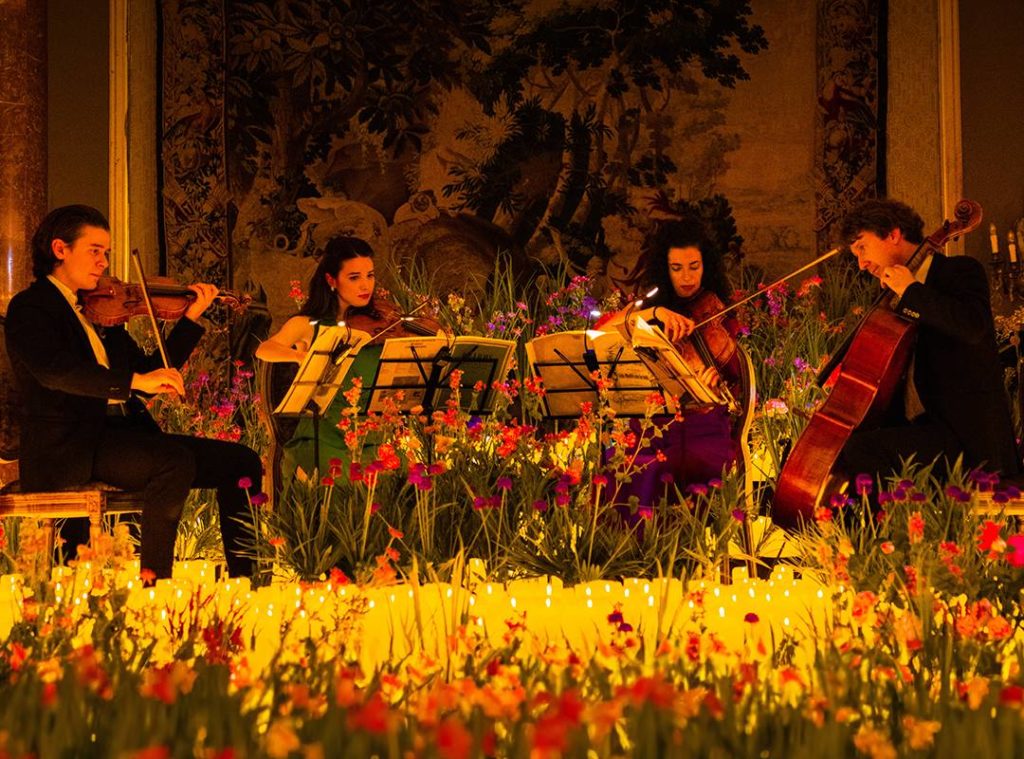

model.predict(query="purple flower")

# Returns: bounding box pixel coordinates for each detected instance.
[533,499,549,512]
[659,472,675,485]
[878,492,894,505]
[607,610,624,624]
[792,357,810,372]
[686,483,708,496]
[731,509,746,523]
[708,478,722,489]
[555,493,570,507]
[994,492,1010,503]
[830,493,852,509]
[237,477,253,489]
[744,612,759,623]
[618,622,634,633]
[945,485,970,502]
[855,474,873,496]
[250,492,269,507]
[495,476,513,491]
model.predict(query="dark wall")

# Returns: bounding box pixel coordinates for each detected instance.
[47,0,108,214]
[960,0,1024,261]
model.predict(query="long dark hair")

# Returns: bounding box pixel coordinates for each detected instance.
[640,220,732,308]
[298,236,379,323]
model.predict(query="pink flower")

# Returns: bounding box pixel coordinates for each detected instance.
[1007,535,1024,567]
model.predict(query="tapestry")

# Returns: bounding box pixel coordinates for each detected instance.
[814,0,886,249]
[157,2,885,348]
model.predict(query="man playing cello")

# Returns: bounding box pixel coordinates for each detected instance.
[837,198,1019,484]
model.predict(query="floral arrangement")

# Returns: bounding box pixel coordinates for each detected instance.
[5,262,1024,755]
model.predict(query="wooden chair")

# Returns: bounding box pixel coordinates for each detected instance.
[253,359,300,509]
[974,490,1024,517]
[0,462,144,552]
[0,313,144,564]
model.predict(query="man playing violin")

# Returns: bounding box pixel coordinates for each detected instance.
[4,204,262,580]
[838,198,1020,483]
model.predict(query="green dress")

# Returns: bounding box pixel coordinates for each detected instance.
[280,334,384,486]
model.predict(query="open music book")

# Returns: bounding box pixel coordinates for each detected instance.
[366,334,516,415]
[525,329,662,418]
[273,325,373,416]
[621,317,722,408]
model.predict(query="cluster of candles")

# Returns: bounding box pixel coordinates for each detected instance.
[989,222,1023,297]
[0,559,833,673]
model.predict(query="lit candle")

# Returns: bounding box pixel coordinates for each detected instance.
[990,223,1000,255]
[1008,232,1019,264]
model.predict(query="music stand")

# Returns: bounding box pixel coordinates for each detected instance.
[363,335,516,416]
[272,324,372,476]
[525,329,663,419]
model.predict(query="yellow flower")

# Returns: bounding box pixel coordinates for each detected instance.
[853,724,896,759]
[963,676,990,710]
[265,718,301,759]
[901,716,941,750]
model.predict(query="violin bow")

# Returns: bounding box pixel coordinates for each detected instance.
[689,246,843,331]
[130,249,171,369]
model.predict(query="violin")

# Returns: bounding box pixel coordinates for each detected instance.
[343,298,447,346]
[648,290,742,413]
[81,275,250,327]
[772,200,983,528]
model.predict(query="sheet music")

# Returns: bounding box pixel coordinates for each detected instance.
[618,319,719,407]
[273,325,372,415]
[525,329,661,417]
[367,335,515,414]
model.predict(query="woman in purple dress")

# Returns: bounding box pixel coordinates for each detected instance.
[596,221,744,512]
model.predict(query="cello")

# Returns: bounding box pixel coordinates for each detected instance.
[772,200,984,527]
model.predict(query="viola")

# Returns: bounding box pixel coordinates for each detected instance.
[772,199,984,528]
[81,275,250,327]
[342,298,447,346]
[653,290,742,413]
[683,290,740,379]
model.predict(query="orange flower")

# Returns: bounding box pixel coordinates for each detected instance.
[901,716,941,750]
[907,511,925,544]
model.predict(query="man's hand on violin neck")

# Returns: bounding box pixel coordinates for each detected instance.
[880,265,915,296]
[184,283,219,321]
[131,367,185,396]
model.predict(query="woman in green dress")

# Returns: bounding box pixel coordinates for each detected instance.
[256,236,386,484]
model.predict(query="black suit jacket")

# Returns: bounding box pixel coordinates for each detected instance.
[4,277,204,490]
[898,253,1019,475]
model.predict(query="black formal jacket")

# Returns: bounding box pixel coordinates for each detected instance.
[4,277,204,490]
[897,253,1020,475]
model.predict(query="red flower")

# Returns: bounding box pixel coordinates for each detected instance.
[979,520,1006,557]
[437,717,473,759]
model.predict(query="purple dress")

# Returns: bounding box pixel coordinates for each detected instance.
[602,290,743,514]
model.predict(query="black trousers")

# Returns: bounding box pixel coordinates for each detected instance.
[838,414,962,485]
[60,416,262,579]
